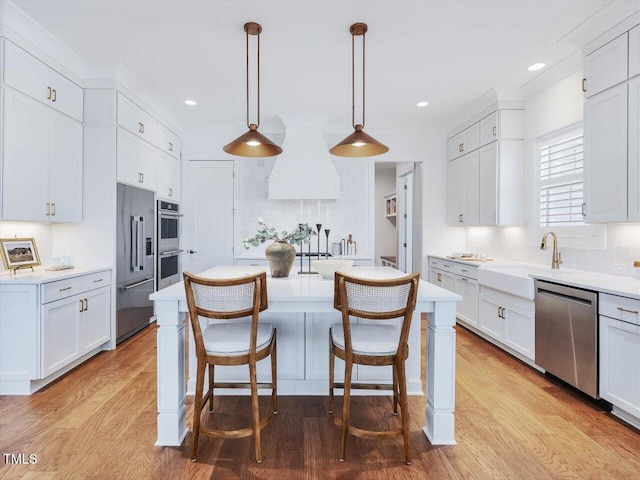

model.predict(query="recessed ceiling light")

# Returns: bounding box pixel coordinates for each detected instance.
[184,99,197,106]
[527,63,545,71]
[416,101,429,107]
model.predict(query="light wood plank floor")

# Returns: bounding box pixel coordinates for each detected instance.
[1,318,639,479]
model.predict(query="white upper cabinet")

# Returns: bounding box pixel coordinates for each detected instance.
[447,150,479,226]
[157,152,181,201]
[158,123,181,159]
[3,89,50,221]
[447,122,480,161]
[448,108,523,226]
[584,33,628,98]
[584,83,628,222]
[3,40,83,121]
[630,24,640,78]
[479,141,524,226]
[628,76,640,221]
[479,111,498,146]
[116,93,158,145]
[116,128,157,191]
[2,89,82,222]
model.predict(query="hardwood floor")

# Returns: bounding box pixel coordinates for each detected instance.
[1,318,639,479]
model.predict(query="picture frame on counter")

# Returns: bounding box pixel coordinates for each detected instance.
[0,237,41,271]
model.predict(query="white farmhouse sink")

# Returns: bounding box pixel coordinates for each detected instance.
[478,264,555,300]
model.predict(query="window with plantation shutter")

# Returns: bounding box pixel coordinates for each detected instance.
[539,133,585,227]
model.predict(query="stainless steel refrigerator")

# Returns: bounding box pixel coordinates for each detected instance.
[116,183,156,344]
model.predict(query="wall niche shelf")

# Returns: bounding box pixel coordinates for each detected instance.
[384,193,397,219]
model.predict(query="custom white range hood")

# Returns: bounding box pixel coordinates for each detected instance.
[268,115,340,200]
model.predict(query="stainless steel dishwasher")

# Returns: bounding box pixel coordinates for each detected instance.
[535,280,599,398]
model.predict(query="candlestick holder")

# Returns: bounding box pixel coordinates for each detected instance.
[316,223,322,260]
[324,229,330,258]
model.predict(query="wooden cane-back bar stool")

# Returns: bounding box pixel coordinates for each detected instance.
[183,271,277,463]
[329,271,420,464]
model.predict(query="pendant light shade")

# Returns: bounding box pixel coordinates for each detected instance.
[330,23,388,158]
[223,22,282,158]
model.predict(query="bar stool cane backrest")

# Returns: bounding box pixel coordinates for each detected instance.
[333,272,420,356]
[183,271,268,358]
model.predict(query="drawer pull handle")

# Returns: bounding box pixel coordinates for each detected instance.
[59,286,72,292]
[617,307,639,314]
[93,278,103,283]
[460,277,468,282]
[461,269,468,272]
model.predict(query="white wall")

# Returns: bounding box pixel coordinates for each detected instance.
[464,70,640,278]
[374,168,396,264]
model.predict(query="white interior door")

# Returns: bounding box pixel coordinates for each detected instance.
[182,161,234,273]
[398,172,413,273]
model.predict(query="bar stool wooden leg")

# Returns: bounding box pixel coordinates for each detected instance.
[329,329,335,414]
[392,365,398,415]
[271,334,278,415]
[191,362,206,461]
[208,364,214,413]
[249,361,262,463]
[396,359,411,465]
[340,357,353,462]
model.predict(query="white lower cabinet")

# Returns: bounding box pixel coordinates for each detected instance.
[0,270,112,394]
[429,257,478,327]
[599,293,640,423]
[42,294,82,378]
[479,289,535,361]
[455,275,479,328]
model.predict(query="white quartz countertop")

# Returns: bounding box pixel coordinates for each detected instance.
[0,265,112,285]
[430,255,640,300]
[151,266,461,303]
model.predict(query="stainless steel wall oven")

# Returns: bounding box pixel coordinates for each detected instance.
[157,200,182,290]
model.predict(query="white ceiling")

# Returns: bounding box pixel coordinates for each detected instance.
[10,0,623,130]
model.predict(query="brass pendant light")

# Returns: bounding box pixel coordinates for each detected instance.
[223,22,282,157]
[330,23,388,158]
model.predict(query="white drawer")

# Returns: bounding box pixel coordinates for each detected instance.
[42,270,111,304]
[429,257,454,271]
[600,293,640,326]
[453,263,478,279]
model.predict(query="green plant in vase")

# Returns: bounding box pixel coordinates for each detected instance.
[243,217,316,277]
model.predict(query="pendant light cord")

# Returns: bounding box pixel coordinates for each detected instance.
[351,29,365,129]
[245,28,261,129]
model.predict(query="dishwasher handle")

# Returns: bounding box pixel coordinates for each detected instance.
[536,286,593,307]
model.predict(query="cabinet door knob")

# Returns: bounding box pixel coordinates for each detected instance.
[52,89,56,102]
[84,298,88,311]
[581,202,586,216]
[437,273,442,282]
[141,123,145,133]
[138,122,143,133]
[188,249,198,254]
[582,78,587,93]
[493,125,496,137]
[80,300,84,312]
[169,142,173,151]
[169,188,173,197]
[51,203,56,216]
[46,203,51,216]
[47,87,52,100]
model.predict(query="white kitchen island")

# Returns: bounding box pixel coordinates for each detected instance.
[151,266,460,447]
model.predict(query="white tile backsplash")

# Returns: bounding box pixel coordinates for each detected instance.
[235,156,371,257]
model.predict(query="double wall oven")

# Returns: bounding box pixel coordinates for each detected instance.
[157,200,183,290]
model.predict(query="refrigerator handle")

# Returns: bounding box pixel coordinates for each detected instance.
[139,217,145,271]
[131,216,143,272]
